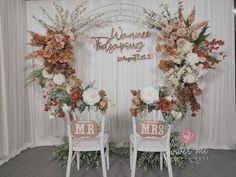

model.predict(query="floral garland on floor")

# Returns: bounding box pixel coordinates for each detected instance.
[51,132,194,170]
[26,1,109,118]
[145,1,226,116]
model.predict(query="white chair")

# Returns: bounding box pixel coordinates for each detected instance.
[65,110,109,177]
[129,113,173,177]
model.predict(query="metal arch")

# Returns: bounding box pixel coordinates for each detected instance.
[99,15,148,26]
[79,2,152,22]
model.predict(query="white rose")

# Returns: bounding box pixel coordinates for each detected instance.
[83,88,101,106]
[53,73,65,86]
[183,73,197,84]
[182,41,193,54]
[49,113,56,120]
[42,69,53,79]
[185,53,200,66]
[62,104,71,112]
[140,87,159,104]
[171,110,182,120]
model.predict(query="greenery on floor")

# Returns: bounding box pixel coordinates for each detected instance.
[51,132,193,170]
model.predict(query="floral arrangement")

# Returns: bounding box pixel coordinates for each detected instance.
[130,86,185,124]
[145,1,226,116]
[26,2,108,118]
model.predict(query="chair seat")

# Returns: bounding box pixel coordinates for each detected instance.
[72,133,109,151]
[130,134,169,152]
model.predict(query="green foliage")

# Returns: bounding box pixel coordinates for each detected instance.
[48,88,71,105]
[193,25,210,46]
[51,137,101,170]
[27,68,46,88]
[51,132,192,170]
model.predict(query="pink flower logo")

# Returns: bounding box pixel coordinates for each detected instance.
[179,128,195,145]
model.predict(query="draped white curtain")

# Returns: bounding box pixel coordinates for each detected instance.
[0,0,31,165]
[0,0,235,165]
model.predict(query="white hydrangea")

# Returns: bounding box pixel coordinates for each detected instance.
[83,88,101,106]
[140,87,159,104]
[183,73,197,84]
[185,53,200,66]
[182,41,193,54]
[42,69,53,79]
[53,73,65,85]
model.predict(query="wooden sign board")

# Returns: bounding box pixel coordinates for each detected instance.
[70,120,99,138]
[137,120,167,137]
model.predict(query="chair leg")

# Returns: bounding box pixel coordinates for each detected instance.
[66,149,73,177]
[130,144,133,170]
[160,152,163,171]
[76,152,80,171]
[166,150,173,177]
[131,148,137,177]
[101,148,107,177]
[106,143,110,170]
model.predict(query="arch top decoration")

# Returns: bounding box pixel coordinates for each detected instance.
[25,0,226,122]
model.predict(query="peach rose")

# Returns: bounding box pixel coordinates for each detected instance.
[179,128,195,145]
[132,96,141,106]
[167,38,175,46]
[170,32,178,40]
[177,38,186,48]
[163,25,173,34]
[99,100,108,111]
[99,90,106,97]
[177,28,186,37]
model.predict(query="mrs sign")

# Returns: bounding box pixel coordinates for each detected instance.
[70,120,99,138]
[137,120,167,137]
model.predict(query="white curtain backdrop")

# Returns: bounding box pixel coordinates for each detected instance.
[0,0,235,165]
[25,0,236,149]
[0,0,31,165]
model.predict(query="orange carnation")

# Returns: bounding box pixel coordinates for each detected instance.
[157,98,172,112]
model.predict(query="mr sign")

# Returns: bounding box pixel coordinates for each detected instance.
[137,120,167,137]
[70,120,99,138]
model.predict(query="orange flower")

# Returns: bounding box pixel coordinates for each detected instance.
[157,98,172,112]
[158,60,176,72]
[165,46,177,56]
[130,108,139,117]
[70,90,83,102]
[156,43,162,52]
[57,111,65,118]
[31,33,46,46]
